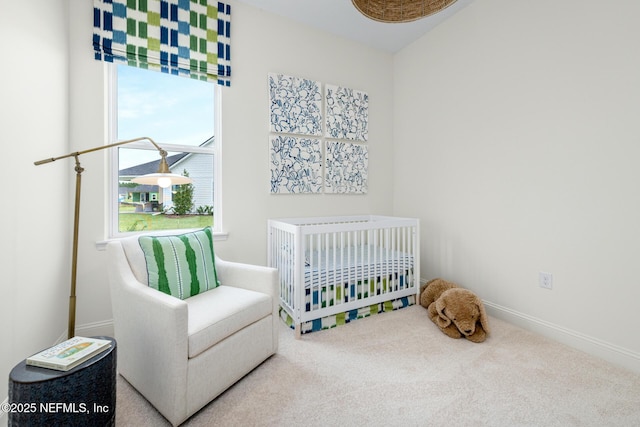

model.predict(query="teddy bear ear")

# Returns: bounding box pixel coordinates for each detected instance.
[475,296,490,334]
[435,298,452,328]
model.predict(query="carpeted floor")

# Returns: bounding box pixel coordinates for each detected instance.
[115,305,640,426]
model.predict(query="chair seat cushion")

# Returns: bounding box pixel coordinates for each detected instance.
[186,285,272,358]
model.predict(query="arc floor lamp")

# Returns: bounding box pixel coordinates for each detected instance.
[35,137,192,339]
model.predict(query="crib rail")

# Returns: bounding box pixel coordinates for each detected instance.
[268,215,420,336]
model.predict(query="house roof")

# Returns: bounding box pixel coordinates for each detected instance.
[119,152,189,176]
[118,136,213,176]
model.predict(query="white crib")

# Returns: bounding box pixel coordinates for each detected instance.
[268,215,420,336]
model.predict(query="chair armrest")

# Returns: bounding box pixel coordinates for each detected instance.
[215,257,280,352]
[215,257,278,299]
[106,241,189,421]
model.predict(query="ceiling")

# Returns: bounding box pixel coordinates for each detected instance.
[234,0,475,53]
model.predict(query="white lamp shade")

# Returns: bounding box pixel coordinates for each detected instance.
[132,173,192,188]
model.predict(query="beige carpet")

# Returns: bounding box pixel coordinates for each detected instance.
[116,305,640,426]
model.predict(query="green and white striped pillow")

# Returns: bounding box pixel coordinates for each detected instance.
[138,227,220,299]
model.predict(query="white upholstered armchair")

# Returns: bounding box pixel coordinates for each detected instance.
[106,230,279,426]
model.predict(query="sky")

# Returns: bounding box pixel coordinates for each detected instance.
[116,64,215,168]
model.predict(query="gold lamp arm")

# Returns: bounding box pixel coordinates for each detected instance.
[34,136,165,166]
[34,136,185,339]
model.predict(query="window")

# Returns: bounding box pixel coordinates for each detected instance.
[109,64,222,236]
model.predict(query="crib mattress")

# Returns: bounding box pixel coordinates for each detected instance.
[304,245,414,288]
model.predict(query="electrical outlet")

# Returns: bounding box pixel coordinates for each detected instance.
[539,271,553,290]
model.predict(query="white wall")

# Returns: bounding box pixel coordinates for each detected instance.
[394,0,640,371]
[0,0,395,383]
[207,1,396,262]
[5,1,639,413]
[1,0,394,411]
[67,0,114,340]
[0,0,70,411]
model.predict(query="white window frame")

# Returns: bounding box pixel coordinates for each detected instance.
[107,64,224,238]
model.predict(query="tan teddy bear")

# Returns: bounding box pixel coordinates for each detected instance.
[420,278,490,343]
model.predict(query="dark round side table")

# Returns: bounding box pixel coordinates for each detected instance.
[8,336,117,427]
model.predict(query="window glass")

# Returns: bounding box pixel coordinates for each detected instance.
[111,64,219,235]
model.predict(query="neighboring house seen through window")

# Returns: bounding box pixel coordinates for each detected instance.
[109,64,221,236]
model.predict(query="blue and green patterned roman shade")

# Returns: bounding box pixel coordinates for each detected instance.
[93,0,231,86]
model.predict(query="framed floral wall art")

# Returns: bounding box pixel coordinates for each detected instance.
[325,84,369,142]
[269,73,322,136]
[269,135,323,194]
[324,141,368,194]
[268,73,370,195]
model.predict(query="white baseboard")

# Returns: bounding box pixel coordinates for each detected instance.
[484,300,640,374]
[76,319,115,339]
[55,319,115,344]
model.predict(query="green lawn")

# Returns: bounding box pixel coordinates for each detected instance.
[119,205,212,232]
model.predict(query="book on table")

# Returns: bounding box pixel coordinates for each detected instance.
[26,336,111,371]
